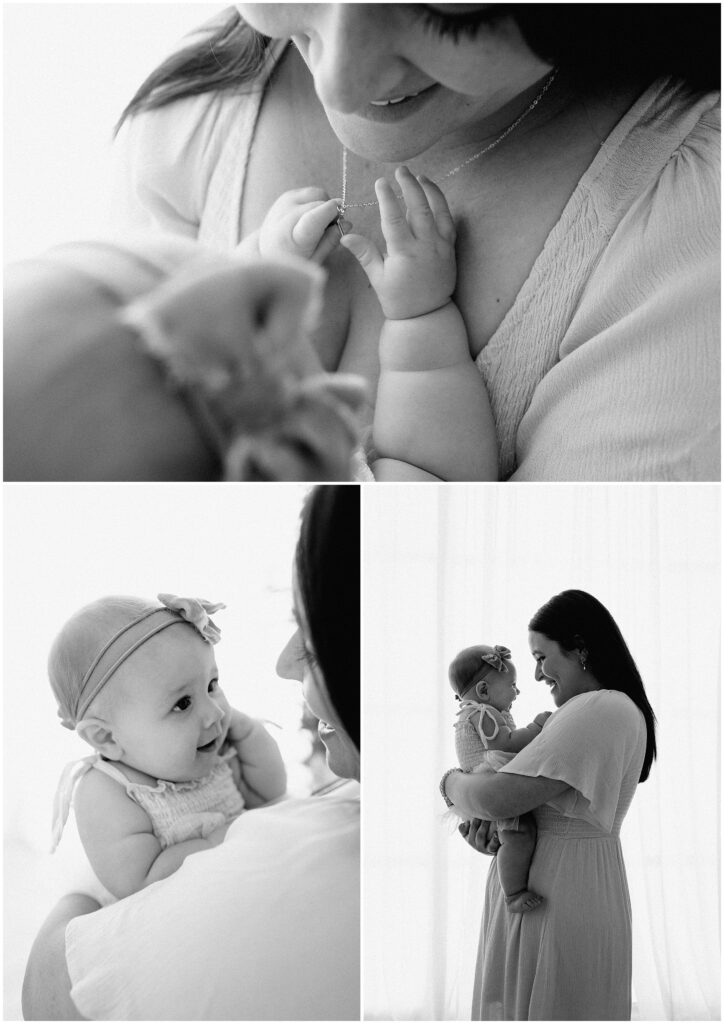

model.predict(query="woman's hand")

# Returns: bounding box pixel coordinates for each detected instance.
[341,166,456,321]
[459,818,501,857]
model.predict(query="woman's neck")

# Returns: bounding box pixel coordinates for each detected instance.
[342,69,646,214]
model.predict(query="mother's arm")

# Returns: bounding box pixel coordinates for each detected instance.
[445,770,570,821]
[22,894,99,1020]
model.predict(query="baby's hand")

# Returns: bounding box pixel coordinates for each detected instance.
[259,187,343,265]
[226,707,257,745]
[340,166,457,321]
[534,712,553,728]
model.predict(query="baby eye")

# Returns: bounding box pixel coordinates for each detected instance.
[173,695,192,712]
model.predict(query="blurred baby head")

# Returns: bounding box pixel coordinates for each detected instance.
[5,239,365,482]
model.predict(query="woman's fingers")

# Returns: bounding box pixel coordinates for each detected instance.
[339,232,384,285]
[418,174,456,244]
[375,176,411,252]
[395,166,436,240]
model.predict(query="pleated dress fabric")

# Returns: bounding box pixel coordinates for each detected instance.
[472,690,647,1021]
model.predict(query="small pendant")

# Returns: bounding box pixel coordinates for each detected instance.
[336,206,346,237]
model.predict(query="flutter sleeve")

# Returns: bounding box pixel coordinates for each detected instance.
[498,690,646,832]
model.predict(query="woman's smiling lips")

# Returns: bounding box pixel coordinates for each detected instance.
[360,83,441,122]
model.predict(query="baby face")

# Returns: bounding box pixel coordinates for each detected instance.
[106,626,231,782]
[481,663,519,712]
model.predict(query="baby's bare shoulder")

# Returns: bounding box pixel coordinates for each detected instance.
[75,766,153,840]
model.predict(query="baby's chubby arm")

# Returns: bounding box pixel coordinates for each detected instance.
[225,707,287,808]
[237,187,346,266]
[74,768,225,899]
[341,167,497,481]
[478,708,553,754]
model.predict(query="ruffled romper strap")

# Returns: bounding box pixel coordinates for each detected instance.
[50,755,133,852]
[50,754,100,853]
[457,701,501,749]
[91,759,133,786]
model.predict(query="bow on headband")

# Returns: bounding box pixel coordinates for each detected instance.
[157,593,225,645]
[480,645,512,676]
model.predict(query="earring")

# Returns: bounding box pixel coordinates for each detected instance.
[579,654,587,672]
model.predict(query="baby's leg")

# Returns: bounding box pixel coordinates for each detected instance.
[497,813,544,913]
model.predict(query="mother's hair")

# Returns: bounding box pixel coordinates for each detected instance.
[296,486,360,750]
[117,3,720,129]
[529,589,657,782]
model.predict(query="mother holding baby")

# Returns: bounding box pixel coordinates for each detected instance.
[110,3,718,481]
[22,485,360,1020]
[443,590,657,1020]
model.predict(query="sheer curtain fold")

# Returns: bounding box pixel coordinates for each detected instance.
[364,484,720,1021]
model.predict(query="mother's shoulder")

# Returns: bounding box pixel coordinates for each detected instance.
[561,688,642,724]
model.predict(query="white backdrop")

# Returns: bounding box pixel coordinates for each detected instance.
[4,3,224,264]
[3,482,314,1018]
[363,484,720,1021]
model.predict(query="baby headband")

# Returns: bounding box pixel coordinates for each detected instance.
[57,594,224,729]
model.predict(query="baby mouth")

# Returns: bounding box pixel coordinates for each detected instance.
[196,736,219,753]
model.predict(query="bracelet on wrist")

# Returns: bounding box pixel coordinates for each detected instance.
[439,767,464,807]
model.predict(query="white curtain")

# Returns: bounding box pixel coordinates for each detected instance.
[363,484,720,1021]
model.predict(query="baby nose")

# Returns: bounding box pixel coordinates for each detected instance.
[201,698,224,728]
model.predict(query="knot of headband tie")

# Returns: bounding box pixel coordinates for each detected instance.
[58,594,225,730]
[480,645,512,676]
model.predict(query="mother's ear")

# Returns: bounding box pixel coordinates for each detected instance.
[573,633,589,657]
[75,718,124,760]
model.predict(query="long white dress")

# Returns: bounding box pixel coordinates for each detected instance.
[473,690,646,1020]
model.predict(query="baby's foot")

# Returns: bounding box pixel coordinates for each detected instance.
[504,889,545,913]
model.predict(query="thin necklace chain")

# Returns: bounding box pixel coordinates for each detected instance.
[339,68,558,215]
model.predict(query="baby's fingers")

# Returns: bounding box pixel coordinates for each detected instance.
[339,232,384,286]
[310,222,343,266]
[291,198,342,254]
[418,175,456,244]
[395,165,436,240]
[375,176,412,252]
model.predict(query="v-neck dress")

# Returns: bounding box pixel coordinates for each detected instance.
[472,690,647,1020]
[111,34,720,481]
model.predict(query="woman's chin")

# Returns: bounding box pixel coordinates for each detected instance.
[319,722,360,781]
[325,110,434,165]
